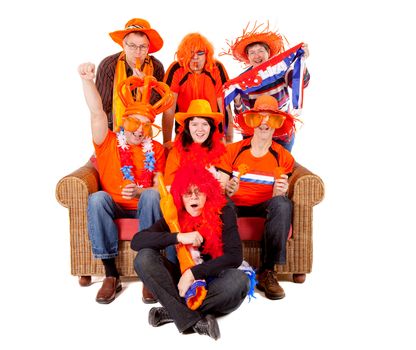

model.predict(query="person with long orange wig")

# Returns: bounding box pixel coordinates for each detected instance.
[162,33,233,146]
[78,62,173,304]
[131,164,249,340]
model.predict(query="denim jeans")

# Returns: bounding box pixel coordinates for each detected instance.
[234,196,292,269]
[87,189,161,259]
[134,248,249,332]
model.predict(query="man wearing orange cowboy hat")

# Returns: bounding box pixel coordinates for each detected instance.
[217,95,295,300]
[223,22,310,151]
[95,18,165,131]
[78,62,173,304]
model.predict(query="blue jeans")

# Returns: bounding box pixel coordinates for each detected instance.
[87,189,161,259]
[134,248,249,332]
[233,196,292,269]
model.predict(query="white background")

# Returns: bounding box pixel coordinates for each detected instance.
[1,0,415,349]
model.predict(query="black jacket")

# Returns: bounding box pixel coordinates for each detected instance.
[131,202,243,280]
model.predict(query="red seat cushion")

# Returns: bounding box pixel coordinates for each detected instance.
[115,218,139,241]
[237,217,265,241]
[115,217,291,241]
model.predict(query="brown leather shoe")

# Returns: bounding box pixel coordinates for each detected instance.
[257,269,285,300]
[142,285,157,304]
[96,277,122,304]
[79,276,92,287]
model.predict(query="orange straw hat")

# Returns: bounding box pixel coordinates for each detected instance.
[175,99,224,126]
[115,75,174,130]
[235,95,295,139]
[109,18,163,53]
[223,22,286,64]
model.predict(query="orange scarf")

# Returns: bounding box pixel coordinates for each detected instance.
[112,52,154,131]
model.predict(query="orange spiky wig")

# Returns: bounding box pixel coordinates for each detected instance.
[170,164,226,259]
[176,33,215,73]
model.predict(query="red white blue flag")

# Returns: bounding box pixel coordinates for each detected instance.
[223,43,306,114]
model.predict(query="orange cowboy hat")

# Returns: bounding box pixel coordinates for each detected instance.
[235,95,295,138]
[175,99,224,126]
[109,18,163,53]
[225,22,286,64]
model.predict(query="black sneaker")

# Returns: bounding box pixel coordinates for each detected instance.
[148,307,173,327]
[192,315,220,340]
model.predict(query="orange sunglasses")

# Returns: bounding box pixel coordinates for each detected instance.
[243,112,286,129]
[123,116,162,138]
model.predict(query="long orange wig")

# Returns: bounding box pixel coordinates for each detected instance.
[176,33,216,73]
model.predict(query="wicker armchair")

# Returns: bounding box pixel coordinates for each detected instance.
[56,161,324,283]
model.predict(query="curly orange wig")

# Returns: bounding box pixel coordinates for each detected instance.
[176,33,215,73]
[171,164,226,259]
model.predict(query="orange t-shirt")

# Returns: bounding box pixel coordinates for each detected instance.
[94,132,165,210]
[217,138,294,206]
[166,64,224,113]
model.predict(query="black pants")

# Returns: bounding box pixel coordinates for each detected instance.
[134,248,249,332]
[234,196,293,269]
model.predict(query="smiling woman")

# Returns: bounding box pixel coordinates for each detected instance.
[163,99,226,187]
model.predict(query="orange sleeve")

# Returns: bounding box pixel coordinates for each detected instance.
[164,62,182,94]
[153,141,166,173]
[216,141,239,174]
[273,143,295,174]
[164,147,181,186]
[214,68,224,97]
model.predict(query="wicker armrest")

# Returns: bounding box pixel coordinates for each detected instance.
[56,160,100,208]
[288,162,325,206]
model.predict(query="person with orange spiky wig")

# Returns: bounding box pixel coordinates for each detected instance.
[131,164,249,340]
[78,62,173,304]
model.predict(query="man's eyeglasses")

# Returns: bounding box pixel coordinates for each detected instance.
[123,116,161,138]
[243,112,286,129]
[124,42,149,52]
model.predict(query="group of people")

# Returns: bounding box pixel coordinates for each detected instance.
[76,17,310,340]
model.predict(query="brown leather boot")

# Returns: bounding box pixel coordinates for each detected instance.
[257,269,285,300]
[96,277,122,304]
[142,285,157,304]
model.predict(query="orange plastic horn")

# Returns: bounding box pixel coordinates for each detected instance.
[158,174,196,273]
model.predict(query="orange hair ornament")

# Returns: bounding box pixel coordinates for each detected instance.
[114,75,174,131]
